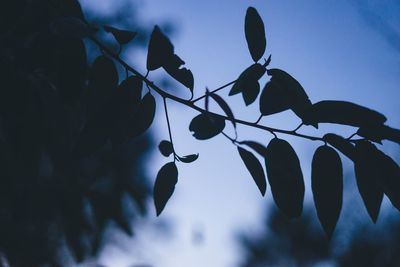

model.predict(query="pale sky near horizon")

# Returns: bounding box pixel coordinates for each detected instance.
[79,1,400,266]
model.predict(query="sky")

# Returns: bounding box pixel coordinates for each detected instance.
[79,1,400,266]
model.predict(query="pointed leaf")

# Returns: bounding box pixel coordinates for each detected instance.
[265,138,305,218]
[259,79,292,116]
[354,141,384,222]
[159,140,173,157]
[164,61,194,91]
[312,145,343,238]
[238,147,267,196]
[178,154,199,163]
[147,26,174,71]
[189,114,225,140]
[153,162,178,216]
[210,92,236,128]
[245,7,266,62]
[128,93,156,138]
[357,125,400,145]
[104,25,137,44]
[240,140,268,157]
[303,101,387,128]
[323,133,356,160]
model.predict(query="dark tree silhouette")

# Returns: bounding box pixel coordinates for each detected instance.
[0,0,399,266]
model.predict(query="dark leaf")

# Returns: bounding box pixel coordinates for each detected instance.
[159,140,173,157]
[153,162,178,216]
[116,75,143,110]
[205,88,210,111]
[50,17,95,38]
[245,7,266,62]
[312,145,343,238]
[178,154,199,163]
[128,93,156,138]
[323,133,355,160]
[210,92,236,128]
[147,26,173,71]
[357,125,400,145]
[189,114,225,140]
[354,141,384,222]
[265,138,305,218]
[259,79,291,116]
[303,101,387,128]
[104,25,137,44]
[240,140,268,157]
[164,62,194,91]
[266,68,312,119]
[229,63,266,105]
[238,147,267,196]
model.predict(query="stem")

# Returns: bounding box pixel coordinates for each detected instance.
[192,79,237,103]
[254,115,263,124]
[89,37,327,143]
[222,131,236,144]
[291,123,303,133]
[163,97,176,161]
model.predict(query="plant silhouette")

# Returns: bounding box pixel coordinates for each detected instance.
[0,0,399,266]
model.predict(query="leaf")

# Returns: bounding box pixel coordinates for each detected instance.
[265,138,305,218]
[210,92,236,128]
[312,145,343,238]
[205,88,210,111]
[164,62,194,91]
[128,93,156,138]
[159,140,173,157]
[177,154,199,163]
[104,25,137,44]
[147,26,173,71]
[357,125,400,145]
[189,114,225,140]
[259,80,292,116]
[354,141,384,222]
[266,68,312,119]
[303,101,387,128]
[240,140,268,157]
[245,7,266,62]
[50,17,96,38]
[323,133,356,160]
[238,147,267,196]
[229,63,266,105]
[153,162,178,216]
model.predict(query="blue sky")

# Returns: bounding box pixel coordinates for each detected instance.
[80,1,400,266]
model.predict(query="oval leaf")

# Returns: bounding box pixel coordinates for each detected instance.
[357,125,400,145]
[265,138,304,218]
[189,114,225,140]
[238,147,267,196]
[259,79,291,116]
[312,145,343,238]
[323,133,355,160]
[128,93,156,138]
[240,140,268,157]
[210,92,236,128]
[104,25,137,44]
[147,26,174,71]
[159,140,173,157]
[178,154,199,163]
[245,7,266,62]
[153,162,178,216]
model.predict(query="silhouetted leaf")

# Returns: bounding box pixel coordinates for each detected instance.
[177,154,199,163]
[266,69,312,119]
[323,133,355,160]
[229,63,266,105]
[312,145,343,238]
[240,140,268,157]
[153,162,178,216]
[357,125,400,145]
[210,92,236,128]
[238,147,267,196]
[164,62,194,91]
[259,79,291,116]
[245,7,266,62]
[159,140,173,157]
[128,93,156,138]
[303,101,387,128]
[265,138,304,218]
[147,26,173,71]
[205,88,210,111]
[189,114,225,140]
[50,17,95,38]
[354,141,384,222]
[104,25,137,44]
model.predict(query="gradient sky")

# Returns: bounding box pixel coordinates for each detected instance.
[79,1,400,266]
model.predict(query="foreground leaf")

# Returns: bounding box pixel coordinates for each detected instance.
[238,147,267,196]
[323,133,355,160]
[259,80,291,116]
[312,145,343,238]
[189,114,225,140]
[240,140,268,157]
[153,162,178,216]
[357,125,400,145]
[177,154,199,163]
[147,26,173,71]
[265,138,304,218]
[159,140,173,157]
[245,7,266,62]
[210,93,236,128]
[104,25,137,44]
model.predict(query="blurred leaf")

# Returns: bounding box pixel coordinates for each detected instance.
[323,133,355,160]
[357,125,400,145]
[303,101,387,128]
[153,162,178,216]
[354,141,384,222]
[159,140,173,157]
[210,92,236,128]
[245,7,266,62]
[312,145,343,238]
[265,138,304,218]
[240,140,268,157]
[177,154,199,163]
[50,17,96,38]
[259,79,291,116]
[128,93,156,138]
[189,114,225,140]
[238,147,267,196]
[229,63,266,105]
[104,25,137,44]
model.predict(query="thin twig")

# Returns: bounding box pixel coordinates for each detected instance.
[191,80,237,103]
[163,97,176,161]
